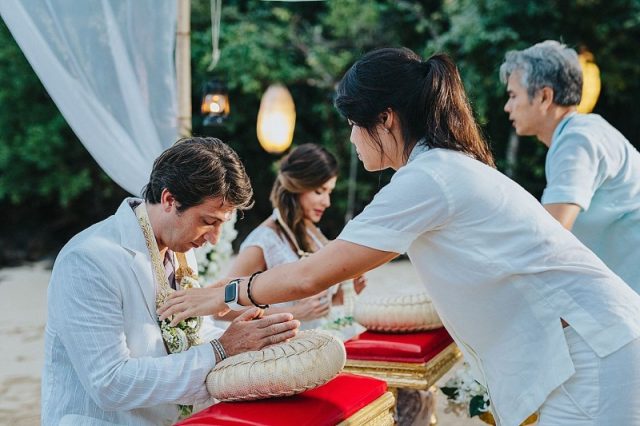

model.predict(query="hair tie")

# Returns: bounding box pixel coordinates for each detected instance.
[420,60,431,75]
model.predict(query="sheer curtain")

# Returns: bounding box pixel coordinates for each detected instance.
[0,0,178,195]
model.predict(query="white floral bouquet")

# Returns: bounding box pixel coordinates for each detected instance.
[440,362,490,418]
[195,212,238,284]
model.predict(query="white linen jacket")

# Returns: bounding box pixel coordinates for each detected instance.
[42,198,221,426]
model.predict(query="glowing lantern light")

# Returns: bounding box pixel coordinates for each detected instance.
[577,50,601,114]
[256,84,296,154]
[201,80,230,126]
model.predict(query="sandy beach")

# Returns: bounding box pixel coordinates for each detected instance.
[0,259,482,426]
[0,261,49,426]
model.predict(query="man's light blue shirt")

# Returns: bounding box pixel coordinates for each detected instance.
[542,113,640,293]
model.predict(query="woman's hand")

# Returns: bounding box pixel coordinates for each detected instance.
[292,290,331,321]
[158,285,230,326]
[353,275,368,294]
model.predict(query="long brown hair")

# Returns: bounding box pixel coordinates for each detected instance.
[335,48,494,167]
[270,144,338,253]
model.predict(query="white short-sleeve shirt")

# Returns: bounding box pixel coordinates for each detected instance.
[338,144,640,426]
[541,113,640,293]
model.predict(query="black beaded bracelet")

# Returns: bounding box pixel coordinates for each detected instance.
[247,270,269,309]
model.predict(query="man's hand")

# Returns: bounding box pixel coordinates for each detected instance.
[158,285,230,325]
[218,307,300,356]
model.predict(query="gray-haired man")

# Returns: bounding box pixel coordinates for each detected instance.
[501,40,640,295]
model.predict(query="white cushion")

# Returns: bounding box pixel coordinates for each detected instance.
[206,330,346,401]
[354,292,443,332]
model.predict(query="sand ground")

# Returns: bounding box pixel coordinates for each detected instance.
[0,259,483,426]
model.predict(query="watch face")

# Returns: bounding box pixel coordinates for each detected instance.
[224,281,238,303]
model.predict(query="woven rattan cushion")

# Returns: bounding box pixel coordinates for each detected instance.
[354,292,442,332]
[206,330,346,401]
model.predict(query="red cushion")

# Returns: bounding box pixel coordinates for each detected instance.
[344,328,453,363]
[176,373,387,426]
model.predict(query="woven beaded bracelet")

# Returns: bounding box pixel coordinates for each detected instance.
[247,271,269,309]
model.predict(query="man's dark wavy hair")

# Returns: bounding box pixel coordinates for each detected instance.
[142,137,254,212]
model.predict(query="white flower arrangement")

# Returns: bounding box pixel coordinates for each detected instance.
[441,363,540,425]
[440,362,490,418]
[195,212,238,284]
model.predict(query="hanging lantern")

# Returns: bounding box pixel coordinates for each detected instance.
[256,84,296,154]
[577,50,601,114]
[201,79,230,126]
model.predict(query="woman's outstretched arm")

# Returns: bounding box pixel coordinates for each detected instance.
[218,246,331,321]
[247,239,396,304]
[159,239,397,325]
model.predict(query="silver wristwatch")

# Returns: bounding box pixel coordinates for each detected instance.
[224,279,245,311]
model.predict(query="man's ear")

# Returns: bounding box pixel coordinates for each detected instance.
[539,87,555,110]
[160,188,176,212]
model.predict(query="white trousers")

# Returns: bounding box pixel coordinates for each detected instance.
[538,327,640,425]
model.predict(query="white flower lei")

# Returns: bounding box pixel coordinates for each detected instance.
[134,203,203,354]
[195,212,238,284]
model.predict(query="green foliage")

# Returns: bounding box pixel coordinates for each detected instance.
[439,386,458,399]
[469,394,489,417]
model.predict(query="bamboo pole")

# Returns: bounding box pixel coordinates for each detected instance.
[176,0,191,137]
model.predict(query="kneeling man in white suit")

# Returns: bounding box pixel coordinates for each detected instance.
[42,137,300,425]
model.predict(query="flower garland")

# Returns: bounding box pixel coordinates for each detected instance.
[195,212,238,284]
[134,202,205,419]
[134,203,202,354]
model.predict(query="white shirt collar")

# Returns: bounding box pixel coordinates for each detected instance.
[407,138,429,163]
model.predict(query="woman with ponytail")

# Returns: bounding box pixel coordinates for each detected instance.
[220,143,366,330]
[163,48,640,425]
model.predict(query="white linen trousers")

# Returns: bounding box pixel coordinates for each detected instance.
[539,327,640,425]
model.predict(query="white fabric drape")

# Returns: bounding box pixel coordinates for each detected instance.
[0,0,178,195]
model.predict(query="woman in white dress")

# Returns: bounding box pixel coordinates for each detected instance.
[219,143,366,330]
[162,48,640,425]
